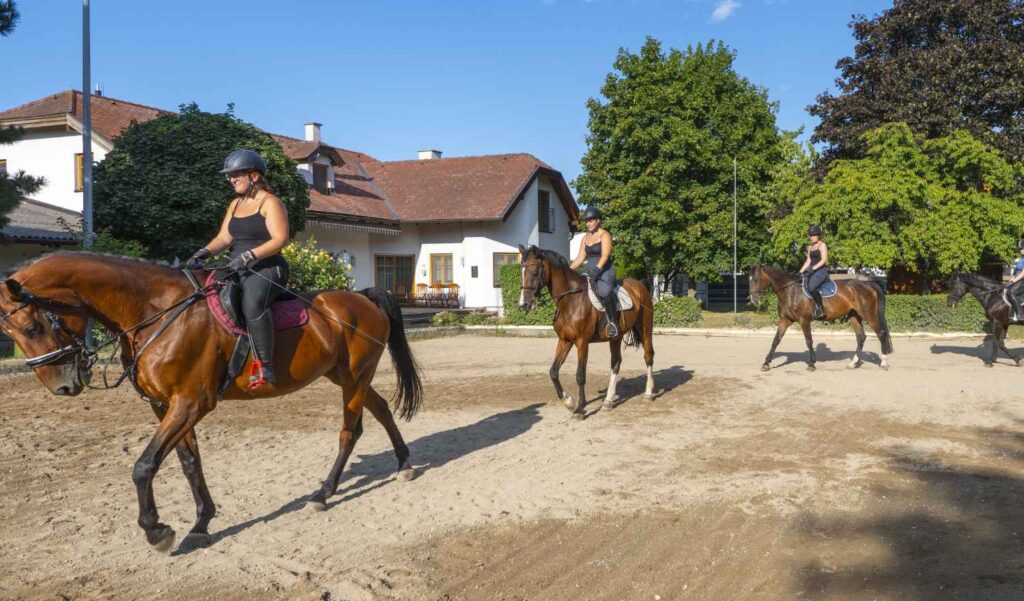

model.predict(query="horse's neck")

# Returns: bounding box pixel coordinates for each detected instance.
[548,263,583,299]
[964,275,1001,302]
[763,267,794,293]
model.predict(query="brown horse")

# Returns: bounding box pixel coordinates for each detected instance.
[749,264,894,371]
[517,245,655,419]
[0,252,422,553]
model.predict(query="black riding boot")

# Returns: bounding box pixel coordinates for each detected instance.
[811,290,826,320]
[1012,294,1023,322]
[247,309,276,387]
[601,295,620,338]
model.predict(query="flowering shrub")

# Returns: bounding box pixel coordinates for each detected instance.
[280,238,354,291]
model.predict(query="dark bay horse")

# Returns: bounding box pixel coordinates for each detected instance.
[947,272,1021,367]
[0,252,422,553]
[517,245,655,419]
[749,265,894,371]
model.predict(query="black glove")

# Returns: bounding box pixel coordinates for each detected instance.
[226,250,257,273]
[582,264,600,281]
[185,248,212,270]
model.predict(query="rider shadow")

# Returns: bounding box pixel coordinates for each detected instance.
[590,365,694,413]
[930,339,1021,366]
[772,342,883,369]
[198,404,544,552]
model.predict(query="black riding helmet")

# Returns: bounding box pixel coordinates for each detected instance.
[582,206,604,221]
[1018,238,1024,250]
[220,149,267,174]
[808,225,823,237]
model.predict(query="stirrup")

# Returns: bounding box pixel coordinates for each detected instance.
[247,360,269,390]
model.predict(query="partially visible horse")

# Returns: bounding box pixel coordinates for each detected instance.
[517,245,655,419]
[0,252,422,553]
[749,264,894,371]
[947,272,1021,367]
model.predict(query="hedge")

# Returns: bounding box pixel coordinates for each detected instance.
[652,295,702,327]
[499,263,556,325]
[754,290,989,333]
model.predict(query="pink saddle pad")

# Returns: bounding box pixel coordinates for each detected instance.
[204,272,309,336]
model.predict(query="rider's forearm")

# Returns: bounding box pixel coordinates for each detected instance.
[204,236,231,255]
[250,236,288,261]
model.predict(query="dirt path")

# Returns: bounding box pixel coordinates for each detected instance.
[2,332,1024,600]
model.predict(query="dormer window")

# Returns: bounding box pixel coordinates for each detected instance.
[313,163,330,194]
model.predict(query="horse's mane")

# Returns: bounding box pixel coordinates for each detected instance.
[8,251,177,278]
[952,272,1002,290]
[532,246,570,270]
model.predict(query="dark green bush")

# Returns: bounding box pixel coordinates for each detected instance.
[652,295,702,327]
[499,263,556,325]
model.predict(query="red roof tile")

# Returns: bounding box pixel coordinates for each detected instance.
[0,90,165,143]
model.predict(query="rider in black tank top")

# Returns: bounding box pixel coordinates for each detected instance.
[186,149,290,388]
[800,225,830,320]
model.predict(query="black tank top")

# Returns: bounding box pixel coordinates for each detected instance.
[229,195,271,256]
[809,246,823,268]
[584,235,612,267]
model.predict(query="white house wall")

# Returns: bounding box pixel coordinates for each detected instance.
[295,225,373,288]
[1,129,107,213]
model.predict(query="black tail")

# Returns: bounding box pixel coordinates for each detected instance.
[873,282,894,355]
[625,278,652,349]
[359,287,423,420]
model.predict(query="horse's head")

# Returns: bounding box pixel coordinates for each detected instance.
[947,273,968,308]
[517,244,550,311]
[0,278,92,396]
[748,265,772,305]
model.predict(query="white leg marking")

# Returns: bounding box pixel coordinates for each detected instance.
[644,365,655,398]
[605,372,617,404]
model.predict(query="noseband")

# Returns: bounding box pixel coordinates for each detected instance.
[0,290,92,369]
[520,259,545,293]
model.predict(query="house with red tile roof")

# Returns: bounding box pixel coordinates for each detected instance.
[0,90,578,310]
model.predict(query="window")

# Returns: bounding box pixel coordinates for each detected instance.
[430,254,454,284]
[374,255,414,299]
[312,164,329,194]
[493,252,519,287]
[0,159,7,176]
[74,153,84,192]
[538,190,554,233]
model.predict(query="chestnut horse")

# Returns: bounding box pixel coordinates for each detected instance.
[0,252,422,553]
[749,264,894,371]
[517,245,655,419]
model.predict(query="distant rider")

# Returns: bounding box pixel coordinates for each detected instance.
[1006,239,1024,320]
[799,225,830,320]
[570,206,619,338]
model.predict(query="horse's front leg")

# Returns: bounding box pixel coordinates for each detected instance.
[603,338,622,411]
[550,338,573,409]
[762,317,792,371]
[799,318,816,371]
[571,339,589,420]
[133,399,207,553]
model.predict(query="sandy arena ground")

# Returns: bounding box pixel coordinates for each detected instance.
[3,331,1024,600]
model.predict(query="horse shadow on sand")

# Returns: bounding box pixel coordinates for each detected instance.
[770,342,884,369]
[188,403,544,554]
[930,337,1023,367]
[579,365,693,417]
[797,419,1024,600]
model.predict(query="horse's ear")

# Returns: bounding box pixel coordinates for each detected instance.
[3,279,23,301]
[518,244,527,256]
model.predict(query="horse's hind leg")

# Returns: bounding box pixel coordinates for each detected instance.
[603,338,622,410]
[364,386,417,480]
[308,376,370,511]
[642,299,656,400]
[995,323,1021,366]
[848,315,866,369]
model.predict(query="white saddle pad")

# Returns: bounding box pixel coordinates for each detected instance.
[588,285,633,312]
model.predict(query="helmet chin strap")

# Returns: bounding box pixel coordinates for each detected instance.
[244,173,258,198]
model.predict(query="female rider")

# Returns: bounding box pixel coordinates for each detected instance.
[799,225,829,320]
[570,206,618,338]
[186,149,290,388]
[1006,239,1024,320]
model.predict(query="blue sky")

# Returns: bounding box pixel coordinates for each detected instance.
[2,0,892,186]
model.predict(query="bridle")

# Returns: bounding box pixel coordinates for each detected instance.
[521,257,587,304]
[0,290,93,370]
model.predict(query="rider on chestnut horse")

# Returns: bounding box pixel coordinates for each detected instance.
[185,149,289,388]
[570,206,618,338]
[800,225,830,320]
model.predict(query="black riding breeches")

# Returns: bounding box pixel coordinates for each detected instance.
[237,257,289,322]
[586,259,617,300]
[806,268,829,292]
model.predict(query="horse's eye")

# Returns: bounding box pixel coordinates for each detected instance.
[21,322,43,338]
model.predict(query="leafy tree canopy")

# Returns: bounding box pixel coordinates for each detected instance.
[772,123,1024,278]
[810,0,1024,164]
[573,37,788,282]
[94,103,309,260]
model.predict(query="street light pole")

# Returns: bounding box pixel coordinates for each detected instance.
[82,0,94,249]
[733,157,737,315]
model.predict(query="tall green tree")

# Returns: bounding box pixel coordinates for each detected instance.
[574,37,788,283]
[773,123,1024,284]
[0,0,45,230]
[94,104,309,260]
[810,0,1024,165]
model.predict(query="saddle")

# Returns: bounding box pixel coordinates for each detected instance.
[587,282,634,312]
[203,272,309,395]
[801,279,838,299]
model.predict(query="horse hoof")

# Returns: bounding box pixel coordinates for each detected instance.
[180,532,212,551]
[562,395,575,411]
[761,364,770,372]
[1016,358,1022,367]
[306,499,328,512]
[602,401,615,411]
[398,466,418,481]
[881,363,890,371]
[806,365,816,372]
[571,412,586,421]
[148,526,176,554]
[643,393,655,402]
[985,362,994,368]
[847,361,861,370]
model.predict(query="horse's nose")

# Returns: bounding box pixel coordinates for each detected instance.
[55,385,72,396]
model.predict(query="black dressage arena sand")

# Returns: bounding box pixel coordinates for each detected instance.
[3,332,1024,600]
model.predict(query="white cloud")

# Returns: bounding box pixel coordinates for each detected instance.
[711,0,740,22]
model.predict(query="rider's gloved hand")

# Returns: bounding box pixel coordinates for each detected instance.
[185,248,212,270]
[582,264,600,281]
[226,250,257,273]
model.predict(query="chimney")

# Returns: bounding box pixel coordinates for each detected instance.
[418,149,442,160]
[94,83,103,97]
[304,122,322,144]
